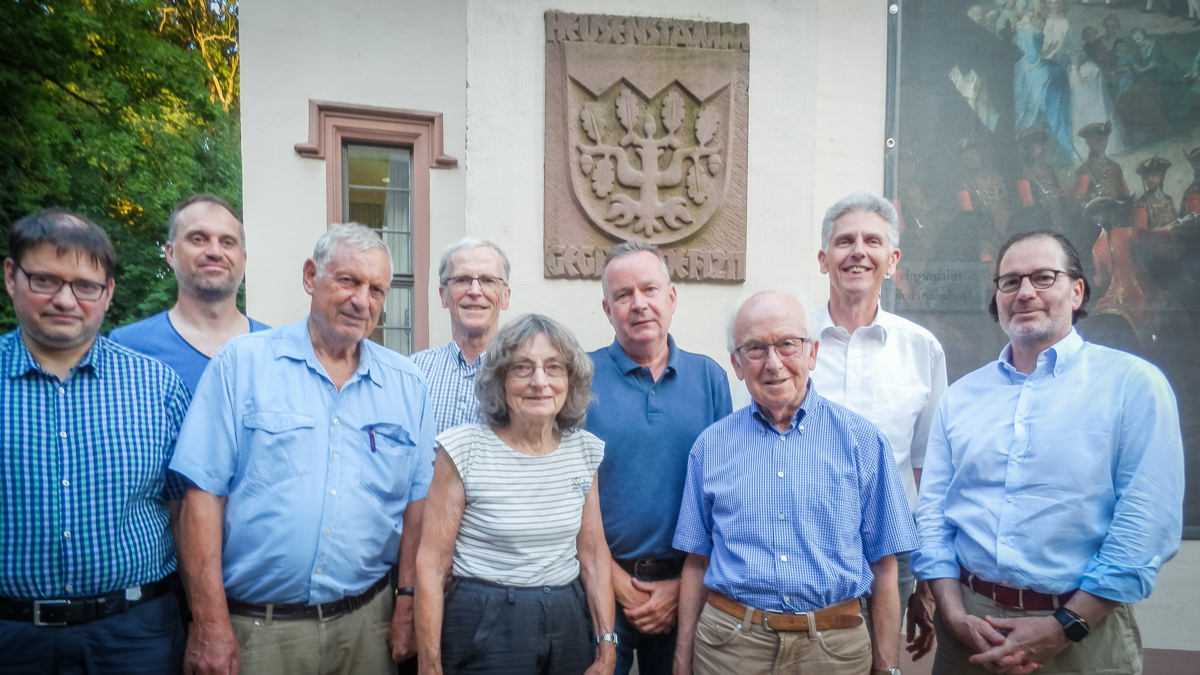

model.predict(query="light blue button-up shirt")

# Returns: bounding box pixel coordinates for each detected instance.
[170,320,435,604]
[912,329,1184,603]
[674,383,917,613]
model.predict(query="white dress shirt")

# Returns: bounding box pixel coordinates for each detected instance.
[810,305,947,511]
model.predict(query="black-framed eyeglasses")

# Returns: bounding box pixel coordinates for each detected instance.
[993,268,1069,294]
[445,275,506,292]
[15,265,108,301]
[735,337,814,362]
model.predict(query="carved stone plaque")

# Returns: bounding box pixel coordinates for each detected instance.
[544,11,749,281]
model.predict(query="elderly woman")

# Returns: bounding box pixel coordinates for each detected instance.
[415,314,615,675]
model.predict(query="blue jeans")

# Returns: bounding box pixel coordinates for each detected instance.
[614,610,676,675]
[0,591,184,674]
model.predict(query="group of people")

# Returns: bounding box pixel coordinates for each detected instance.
[0,188,1184,675]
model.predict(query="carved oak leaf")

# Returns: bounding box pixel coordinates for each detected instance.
[580,103,606,143]
[696,107,719,145]
[616,88,639,132]
[686,163,708,204]
[662,90,684,134]
[661,197,693,230]
[605,194,636,226]
[592,157,615,197]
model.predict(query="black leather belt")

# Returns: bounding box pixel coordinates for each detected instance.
[0,575,177,626]
[615,557,685,581]
[227,574,390,621]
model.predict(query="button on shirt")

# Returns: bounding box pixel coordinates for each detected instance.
[912,330,1184,603]
[812,306,947,511]
[586,337,732,560]
[411,341,483,434]
[0,330,189,599]
[673,384,918,613]
[170,320,435,605]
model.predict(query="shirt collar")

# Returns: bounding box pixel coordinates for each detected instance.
[997,328,1084,379]
[273,319,382,388]
[605,334,679,377]
[449,339,483,368]
[815,303,888,343]
[749,378,818,433]
[2,328,101,380]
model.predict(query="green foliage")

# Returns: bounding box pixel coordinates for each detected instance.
[0,0,241,332]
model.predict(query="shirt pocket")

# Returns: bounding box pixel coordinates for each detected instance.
[241,412,315,486]
[358,422,418,501]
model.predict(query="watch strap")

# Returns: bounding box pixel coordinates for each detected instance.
[1053,606,1090,642]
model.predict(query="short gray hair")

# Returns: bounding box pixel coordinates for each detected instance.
[725,290,816,353]
[820,192,901,252]
[168,194,245,246]
[437,237,511,286]
[312,223,391,277]
[600,241,671,298]
[475,314,594,431]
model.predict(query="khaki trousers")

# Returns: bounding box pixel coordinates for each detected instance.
[229,584,395,675]
[692,602,871,675]
[932,583,1142,675]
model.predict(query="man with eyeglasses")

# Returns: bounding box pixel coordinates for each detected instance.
[672,290,916,675]
[110,194,268,393]
[913,231,1183,675]
[585,241,731,675]
[412,237,511,434]
[1,209,191,672]
[811,192,948,665]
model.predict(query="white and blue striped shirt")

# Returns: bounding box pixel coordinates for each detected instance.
[412,341,483,434]
[0,330,190,599]
[674,383,918,613]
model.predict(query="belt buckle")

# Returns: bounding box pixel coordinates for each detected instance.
[760,610,776,633]
[32,599,71,627]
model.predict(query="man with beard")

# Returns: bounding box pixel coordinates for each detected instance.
[111,194,268,392]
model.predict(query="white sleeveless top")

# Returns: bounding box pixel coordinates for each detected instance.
[437,424,605,587]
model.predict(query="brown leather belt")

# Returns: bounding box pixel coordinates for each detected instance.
[227,574,390,621]
[959,567,1073,611]
[706,591,863,632]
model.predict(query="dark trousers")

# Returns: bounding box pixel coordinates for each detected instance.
[614,610,676,675]
[441,577,593,675]
[0,591,185,674]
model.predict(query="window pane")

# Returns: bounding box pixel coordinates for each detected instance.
[372,286,413,354]
[346,143,414,354]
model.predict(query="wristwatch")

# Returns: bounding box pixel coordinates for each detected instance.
[870,668,901,675]
[593,632,618,646]
[1053,606,1090,642]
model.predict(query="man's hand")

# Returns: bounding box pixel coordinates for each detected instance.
[942,609,1008,656]
[623,578,680,634]
[612,564,650,610]
[905,580,937,660]
[183,621,240,675]
[969,614,1069,674]
[388,595,417,662]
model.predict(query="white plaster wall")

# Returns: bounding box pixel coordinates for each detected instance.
[240,0,468,326]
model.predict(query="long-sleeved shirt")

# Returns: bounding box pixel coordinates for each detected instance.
[912,330,1184,603]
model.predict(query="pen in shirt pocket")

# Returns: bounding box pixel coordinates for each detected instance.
[368,425,378,453]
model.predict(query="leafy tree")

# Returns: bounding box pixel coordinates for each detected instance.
[0,0,241,333]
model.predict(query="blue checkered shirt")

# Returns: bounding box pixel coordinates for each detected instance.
[673,383,918,613]
[0,330,190,599]
[411,341,483,434]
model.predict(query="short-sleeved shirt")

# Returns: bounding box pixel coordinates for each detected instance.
[438,424,604,587]
[1,330,190,598]
[411,341,483,434]
[673,384,918,613]
[169,319,435,604]
[110,310,269,393]
[586,337,732,560]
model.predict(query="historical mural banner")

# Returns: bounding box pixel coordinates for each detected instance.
[888,0,1200,534]
[544,11,749,281]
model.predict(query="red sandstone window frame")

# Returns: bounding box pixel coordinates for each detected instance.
[295,100,457,352]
